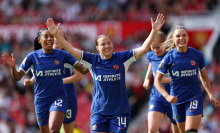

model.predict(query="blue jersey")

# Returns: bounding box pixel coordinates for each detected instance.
[147,51,170,104]
[19,49,78,107]
[80,49,136,115]
[157,47,205,105]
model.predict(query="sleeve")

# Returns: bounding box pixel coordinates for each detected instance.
[119,49,136,63]
[64,51,78,67]
[79,51,95,69]
[146,51,152,62]
[197,51,205,71]
[157,53,171,75]
[19,54,33,74]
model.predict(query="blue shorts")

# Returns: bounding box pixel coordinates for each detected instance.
[63,96,77,124]
[172,97,203,123]
[148,99,176,124]
[90,113,131,133]
[35,94,67,126]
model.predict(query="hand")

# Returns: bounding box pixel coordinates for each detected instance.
[210,96,220,107]
[46,18,60,37]
[151,13,165,31]
[143,79,151,90]
[23,78,34,86]
[165,95,178,104]
[2,53,16,67]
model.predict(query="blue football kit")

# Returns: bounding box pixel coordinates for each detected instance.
[80,49,136,133]
[62,62,78,124]
[157,47,205,122]
[146,51,176,124]
[19,49,77,126]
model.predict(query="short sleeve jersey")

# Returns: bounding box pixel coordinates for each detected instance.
[80,49,136,115]
[19,49,77,107]
[157,47,205,105]
[147,51,170,104]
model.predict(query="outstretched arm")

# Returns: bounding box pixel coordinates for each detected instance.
[46,18,82,61]
[154,72,178,103]
[2,53,25,81]
[134,13,165,60]
[199,69,220,107]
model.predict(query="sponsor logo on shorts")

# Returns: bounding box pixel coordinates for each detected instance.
[93,124,97,130]
[190,110,195,112]
[38,118,42,123]
[176,114,180,120]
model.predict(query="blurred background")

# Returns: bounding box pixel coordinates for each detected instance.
[0,0,220,133]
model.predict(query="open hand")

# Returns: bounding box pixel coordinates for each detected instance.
[2,53,16,67]
[46,18,60,37]
[151,13,165,31]
[210,96,220,107]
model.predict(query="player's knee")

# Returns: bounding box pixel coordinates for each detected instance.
[148,129,159,133]
[186,129,197,133]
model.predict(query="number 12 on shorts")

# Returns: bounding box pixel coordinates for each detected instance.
[117,117,126,127]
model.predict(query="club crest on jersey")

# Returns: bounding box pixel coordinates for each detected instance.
[191,60,196,65]
[114,64,119,70]
[54,60,59,65]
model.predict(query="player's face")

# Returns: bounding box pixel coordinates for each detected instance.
[53,30,64,50]
[172,29,189,49]
[151,41,165,56]
[39,30,54,53]
[96,36,113,59]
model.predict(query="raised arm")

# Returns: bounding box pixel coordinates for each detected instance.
[143,63,153,90]
[2,53,25,81]
[46,18,82,61]
[154,72,178,103]
[134,14,165,60]
[199,68,220,107]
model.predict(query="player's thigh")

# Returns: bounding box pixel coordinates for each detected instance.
[148,111,165,130]
[49,111,65,132]
[176,122,185,133]
[63,121,75,133]
[171,123,180,133]
[185,114,202,130]
[39,124,50,133]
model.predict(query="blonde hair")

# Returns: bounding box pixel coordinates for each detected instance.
[154,30,165,44]
[163,25,187,51]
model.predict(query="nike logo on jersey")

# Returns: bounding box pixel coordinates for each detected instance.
[95,67,100,69]
[36,62,42,64]
[172,63,178,66]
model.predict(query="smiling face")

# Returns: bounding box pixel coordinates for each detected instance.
[38,30,54,53]
[96,35,113,59]
[172,28,189,52]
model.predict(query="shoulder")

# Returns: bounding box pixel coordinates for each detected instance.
[147,51,154,57]
[188,47,204,56]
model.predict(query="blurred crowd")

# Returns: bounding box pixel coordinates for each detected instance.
[0,0,220,133]
[0,0,218,23]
